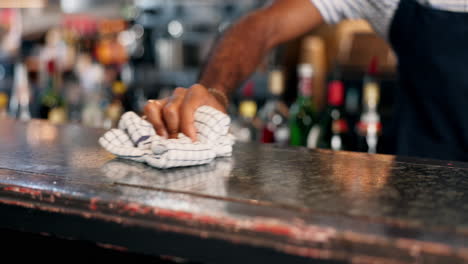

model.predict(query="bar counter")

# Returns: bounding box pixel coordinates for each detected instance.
[0,118,467,263]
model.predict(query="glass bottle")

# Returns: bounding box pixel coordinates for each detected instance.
[289,64,317,146]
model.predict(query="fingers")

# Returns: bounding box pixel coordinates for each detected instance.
[143,99,168,138]
[180,84,206,141]
[144,84,214,142]
[163,87,186,139]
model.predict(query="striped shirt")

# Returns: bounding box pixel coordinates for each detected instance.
[311,0,468,38]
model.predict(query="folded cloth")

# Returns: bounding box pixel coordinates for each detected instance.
[99,106,235,169]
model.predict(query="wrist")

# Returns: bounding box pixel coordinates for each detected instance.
[207,88,229,110]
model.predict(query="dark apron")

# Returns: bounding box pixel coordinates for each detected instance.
[389,0,468,161]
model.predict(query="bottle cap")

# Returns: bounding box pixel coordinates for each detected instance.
[297,64,314,78]
[268,69,284,96]
[112,81,127,95]
[242,81,255,98]
[47,60,56,74]
[239,100,257,119]
[328,80,344,106]
[368,56,379,76]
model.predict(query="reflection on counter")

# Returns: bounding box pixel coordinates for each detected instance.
[101,158,233,197]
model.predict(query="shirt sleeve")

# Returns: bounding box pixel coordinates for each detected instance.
[310,0,365,24]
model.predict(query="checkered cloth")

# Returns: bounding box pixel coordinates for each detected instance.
[99,106,235,169]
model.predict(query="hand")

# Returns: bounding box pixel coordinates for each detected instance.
[143,84,227,141]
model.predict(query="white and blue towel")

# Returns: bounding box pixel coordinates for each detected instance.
[99,106,235,169]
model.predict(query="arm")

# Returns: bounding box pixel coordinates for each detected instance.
[144,0,325,140]
[199,0,324,95]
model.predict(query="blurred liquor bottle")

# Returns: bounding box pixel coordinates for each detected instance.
[231,81,258,143]
[259,68,289,145]
[344,84,361,151]
[39,60,67,124]
[232,100,258,143]
[64,73,83,123]
[364,56,379,89]
[357,81,382,154]
[308,80,350,151]
[300,36,327,111]
[289,64,317,146]
[80,63,107,128]
[105,76,126,128]
[9,62,31,121]
[0,91,8,118]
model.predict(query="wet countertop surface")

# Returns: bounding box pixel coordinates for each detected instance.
[1,118,468,263]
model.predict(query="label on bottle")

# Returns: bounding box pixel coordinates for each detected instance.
[48,107,67,124]
[299,77,313,97]
[364,82,380,109]
[357,121,382,136]
[274,126,290,145]
[239,100,257,119]
[269,69,284,96]
[328,81,344,106]
[332,119,349,134]
[0,92,8,109]
[306,125,320,149]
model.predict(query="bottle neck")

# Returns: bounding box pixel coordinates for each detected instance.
[47,71,59,93]
[329,107,341,119]
[269,92,282,101]
[328,104,343,115]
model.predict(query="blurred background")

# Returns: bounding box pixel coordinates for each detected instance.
[0,0,399,155]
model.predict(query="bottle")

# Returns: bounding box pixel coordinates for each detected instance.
[230,81,259,142]
[356,57,382,154]
[9,63,31,121]
[357,82,382,154]
[63,72,83,123]
[81,63,107,128]
[259,69,289,145]
[39,60,67,124]
[105,78,126,128]
[364,56,379,88]
[289,64,317,146]
[231,100,258,143]
[344,85,361,151]
[0,92,8,118]
[308,80,349,151]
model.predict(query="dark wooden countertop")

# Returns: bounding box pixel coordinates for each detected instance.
[0,118,467,263]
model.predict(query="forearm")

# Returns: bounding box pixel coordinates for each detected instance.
[198,0,324,98]
[198,10,274,96]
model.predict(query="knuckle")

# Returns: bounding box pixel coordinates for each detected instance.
[163,104,178,117]
[173,87,186,95]
[144,101,160,112]
[143,105,155,115]
[143,103,153,112]
[190,83,206,91]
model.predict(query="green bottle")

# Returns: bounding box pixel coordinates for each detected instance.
[289,64,317,146]
[310,80,350,151]
[40,60,67,123]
